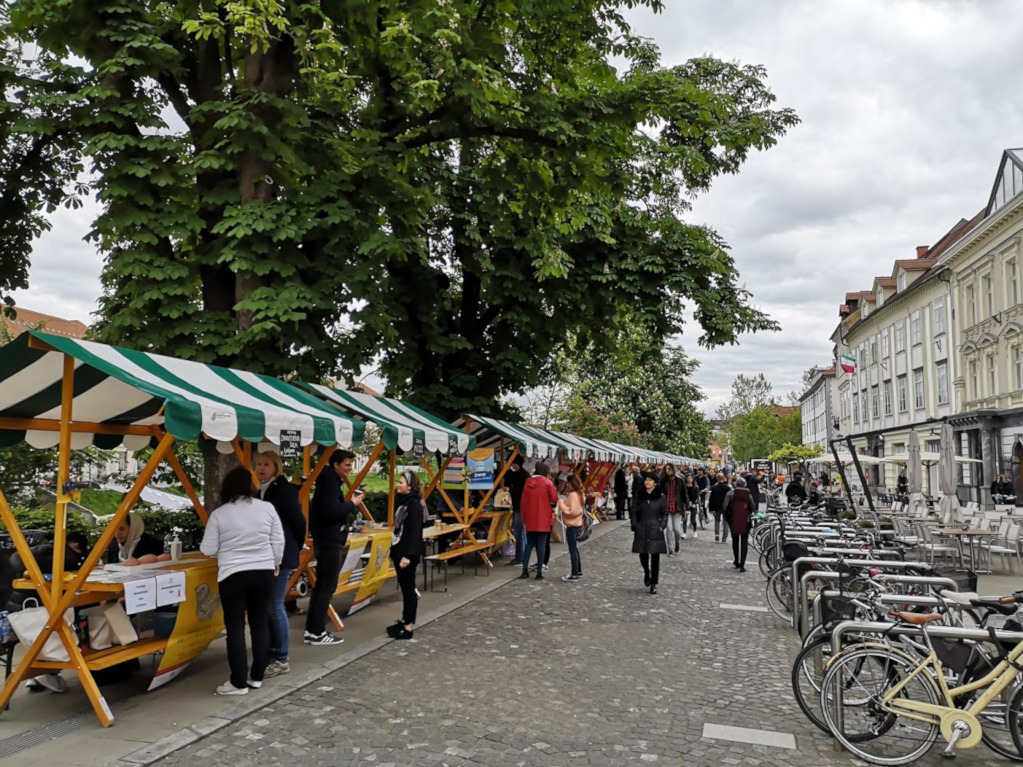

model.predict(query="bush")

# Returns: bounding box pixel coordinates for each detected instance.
[135,509,206,550]
[1,506,97,542]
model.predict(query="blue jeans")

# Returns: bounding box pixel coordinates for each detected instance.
[522,531,547,573]
[565,525,582,576]
[268,567,294,662]
[513,512,525,563]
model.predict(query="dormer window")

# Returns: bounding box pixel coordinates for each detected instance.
[876,287,884,307]
[897,272,906,292]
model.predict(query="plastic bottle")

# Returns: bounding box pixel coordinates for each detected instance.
[170,533,182,561]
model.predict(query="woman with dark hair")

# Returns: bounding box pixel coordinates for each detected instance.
[255,450,306,678]
[387,471,426,640]
[632,472,668,594]
[200,466,284,695]
[723,477,755,572]
[557,474,585,581]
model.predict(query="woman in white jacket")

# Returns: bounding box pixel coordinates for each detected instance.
[201,467,284,695]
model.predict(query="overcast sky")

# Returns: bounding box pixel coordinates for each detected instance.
[13,0,1023,417]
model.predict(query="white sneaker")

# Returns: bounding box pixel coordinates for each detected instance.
[215,681,248,695]
[681,533,687,540]
[693,531,698,539]
[247,677,263,689]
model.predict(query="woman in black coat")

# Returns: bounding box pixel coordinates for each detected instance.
[388,470,426,640]
[632,473,668,594]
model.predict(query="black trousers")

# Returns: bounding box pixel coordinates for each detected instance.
[732,532,749,568]
[219,568,274,689]
[393,554,420,626]
[305,543,342,635]
[639,552,660,585]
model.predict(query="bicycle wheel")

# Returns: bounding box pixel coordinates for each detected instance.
[758,546,776,578]
[975,654,1023,761]
[820,646,941,765]
[791,633,834,733]
[1006,683,1023,759]
[765,568,793,622]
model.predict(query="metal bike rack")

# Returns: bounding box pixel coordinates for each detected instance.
[831,620,1023,651]
[811,590,976,631]
[789,558,953,633]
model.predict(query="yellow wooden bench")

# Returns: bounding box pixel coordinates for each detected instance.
[425,540,494,591]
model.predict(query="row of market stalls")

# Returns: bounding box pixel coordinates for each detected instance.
[0,331,703,725]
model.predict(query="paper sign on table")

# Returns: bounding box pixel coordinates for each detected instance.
[123,577,157,614]
[155,571,187,606]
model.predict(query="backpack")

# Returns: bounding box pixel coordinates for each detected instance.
[578,511,593,542]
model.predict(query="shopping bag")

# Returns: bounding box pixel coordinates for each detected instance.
[81,607,114,650]
[494,488,512,509]
[100,601,138,646]
[7,600,75,662]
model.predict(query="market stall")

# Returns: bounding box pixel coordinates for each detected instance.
[0,331,367,725]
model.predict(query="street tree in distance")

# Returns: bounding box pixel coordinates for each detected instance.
[767,443,824,486]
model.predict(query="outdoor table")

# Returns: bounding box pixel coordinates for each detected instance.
[933,528,994,574]
[421,522,468,591]
[6,551,223,723]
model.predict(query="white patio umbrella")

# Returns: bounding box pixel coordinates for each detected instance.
[905,431,926,517]
[938,422,963,524]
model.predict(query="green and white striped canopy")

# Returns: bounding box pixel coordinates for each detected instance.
[452,415,561,461]
[0,331,365,451]
[298,383,473,455]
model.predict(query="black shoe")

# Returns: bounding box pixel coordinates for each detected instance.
[393,626,414,640]
[738,566,747,573]
[649,584,657,595]
[675,542,680,553]
[733,562,739,568]
[519,570,530,579]
[386,619,403,637]
[535,573,544,581]
[644,573,651,587]
[506,559,522,567]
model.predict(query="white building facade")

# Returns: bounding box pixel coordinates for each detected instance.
[799,366,837,450]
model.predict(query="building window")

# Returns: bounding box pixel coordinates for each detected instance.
[897,375,908,412]
[936,361,948,405]
[881,331,890,358]
[871,385,879,418]
[852,392,859,424]
[883,381,893,416]
[1010,260,1019,307]
[969,359,978,399]
[870,338,878,364]
[860,389,868,421]
[933,296,945,336]
[897,272,906,291]
[1015,345,1023,390]
[895,320,905,352]
[988,353,997,395]
[966,285,976,325]
[913,369,924,410]
[876,287,884,307]
[910,311,921,345]
[984,275,994,316]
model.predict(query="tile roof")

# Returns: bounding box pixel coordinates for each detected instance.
[894,258,937,271]
[1,307,88,341]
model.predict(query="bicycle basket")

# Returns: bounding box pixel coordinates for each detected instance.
[821,594,860,625]
[782,541,810,563]
[933,637,972,674]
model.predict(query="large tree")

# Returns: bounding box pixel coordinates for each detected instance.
[4,1,795,426]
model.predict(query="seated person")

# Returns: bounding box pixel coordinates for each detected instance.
[106,512,164,563]
[992,474,1016,505]
[785,476,808,503]
[6,532,89,693]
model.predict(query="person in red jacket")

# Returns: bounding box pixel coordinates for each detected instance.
[519,462,558,581]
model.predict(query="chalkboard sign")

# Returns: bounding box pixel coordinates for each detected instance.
[280,430,301,459]
[412,435,426,458]
[447,433,459,453]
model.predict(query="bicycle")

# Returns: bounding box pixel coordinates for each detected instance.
[819,593,1023,764]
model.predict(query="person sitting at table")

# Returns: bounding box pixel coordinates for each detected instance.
[387,471,427,640]
[992,474,1016,504]
[105,512,163,563]
[200,467,284,695]
[6,532,89,693]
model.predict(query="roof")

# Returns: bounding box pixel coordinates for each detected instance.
[1,307,88,341]
[298,383,473,454]
[0,331,366,450]
[894,258,937,271]
[874,278,896,288]
[987,148,1023,216]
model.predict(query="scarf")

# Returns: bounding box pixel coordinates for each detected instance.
[392,490,421,543]
[117,513,146,562]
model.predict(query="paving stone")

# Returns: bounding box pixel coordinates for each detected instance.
[145,524,1010,767]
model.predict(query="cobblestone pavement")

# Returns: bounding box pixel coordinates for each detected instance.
[150,524,1013,767]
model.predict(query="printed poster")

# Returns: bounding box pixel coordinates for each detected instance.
[442,455,467,490]
[149,562,224,691]
[350,532,393,614]
[466,448,495,490]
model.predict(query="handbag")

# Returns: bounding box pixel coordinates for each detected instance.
[7,599,75,662]
[494,488,512,509]
[81,607,114,650]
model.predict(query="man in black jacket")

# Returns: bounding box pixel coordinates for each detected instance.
[504,454,528,566]
[709,473,731,544]
[304,449,357,646]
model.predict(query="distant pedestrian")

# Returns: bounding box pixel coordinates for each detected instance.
[613,467,628,520]
[558,474,585,581]
[724,477,755,573]
[504,454,528,566]
[683,474,700,537]
[662,465,684,555]
[709,472,730,544]
[520,463,557,581]
[632,472,668,595]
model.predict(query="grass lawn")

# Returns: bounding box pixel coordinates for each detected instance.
[79,488,125,516]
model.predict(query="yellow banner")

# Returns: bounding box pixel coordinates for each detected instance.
[350,531,394,614]
[149,563,224,690]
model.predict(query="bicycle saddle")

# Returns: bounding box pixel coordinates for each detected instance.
[896,611,943,625]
